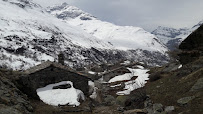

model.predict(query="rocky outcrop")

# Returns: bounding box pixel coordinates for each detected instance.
[178,24,203,64]
[177,96,196,106]
[179,25,203,51]
[0,70,33,114]
[190,78,203,92]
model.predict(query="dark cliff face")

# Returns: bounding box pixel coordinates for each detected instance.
[179,25,203,51]
[178,24,203,64]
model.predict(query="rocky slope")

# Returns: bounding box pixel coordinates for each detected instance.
[0,69,33,114]
[146,24,203,114]
[0,0,168,70]
[178,24,203,64]
[152,21,203,50]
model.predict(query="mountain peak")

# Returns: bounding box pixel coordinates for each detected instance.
[192,20,203,29]
[47,3,95,20]
[47,3,168,53]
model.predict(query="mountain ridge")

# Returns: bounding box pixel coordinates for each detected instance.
[0,1,168,70]
[47,3,167,53]
[152,20,203,50]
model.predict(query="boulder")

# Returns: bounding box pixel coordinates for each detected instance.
[153,103,163,112]
[190,78,203,92]
[116,96,129,106]
[164,106,175,113]
[177,96,195,106]
[104,95,116,105]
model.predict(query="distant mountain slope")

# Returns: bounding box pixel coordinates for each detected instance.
[152,21,203,50]
[0,1,169,70]
[47,3,167,53]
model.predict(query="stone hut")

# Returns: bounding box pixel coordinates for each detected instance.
[18,61,90,99]
[101,67,131,82]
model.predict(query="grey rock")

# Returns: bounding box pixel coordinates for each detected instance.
[0,105,22,114]
[190,78,203,92]
[177,96,195,106]
[164,106,175,112]
[153,103,163,112]
[94,80,103,89]
[144,99,153,107]
[0,75,33,114]
[104,95,116,105]
[116,95,129,106]
[145,107,153,114]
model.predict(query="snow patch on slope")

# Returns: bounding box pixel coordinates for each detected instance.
[109,66,149,95]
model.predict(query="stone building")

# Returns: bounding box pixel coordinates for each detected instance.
[18,61,90,99]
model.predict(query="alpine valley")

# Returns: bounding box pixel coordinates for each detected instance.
[0,1,203,114]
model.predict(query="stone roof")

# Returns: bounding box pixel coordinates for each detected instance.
[100,66,130,76]
[24,61,90,79]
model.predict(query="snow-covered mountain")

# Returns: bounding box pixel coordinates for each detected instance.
[0,0,168,70]
[47,3,167,53]
[152,21,203,50]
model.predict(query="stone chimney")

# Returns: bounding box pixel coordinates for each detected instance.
[58,52,65,65]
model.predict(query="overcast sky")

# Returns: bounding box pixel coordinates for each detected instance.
[33,0,203,32]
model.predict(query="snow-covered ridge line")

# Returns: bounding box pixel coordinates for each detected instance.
[47,3,168,53]
[152,20,203,50]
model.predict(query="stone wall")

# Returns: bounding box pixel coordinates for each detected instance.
[18,65,89,99]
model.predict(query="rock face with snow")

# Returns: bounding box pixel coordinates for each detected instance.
[152,21,203,50]
[0,0,168,70]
